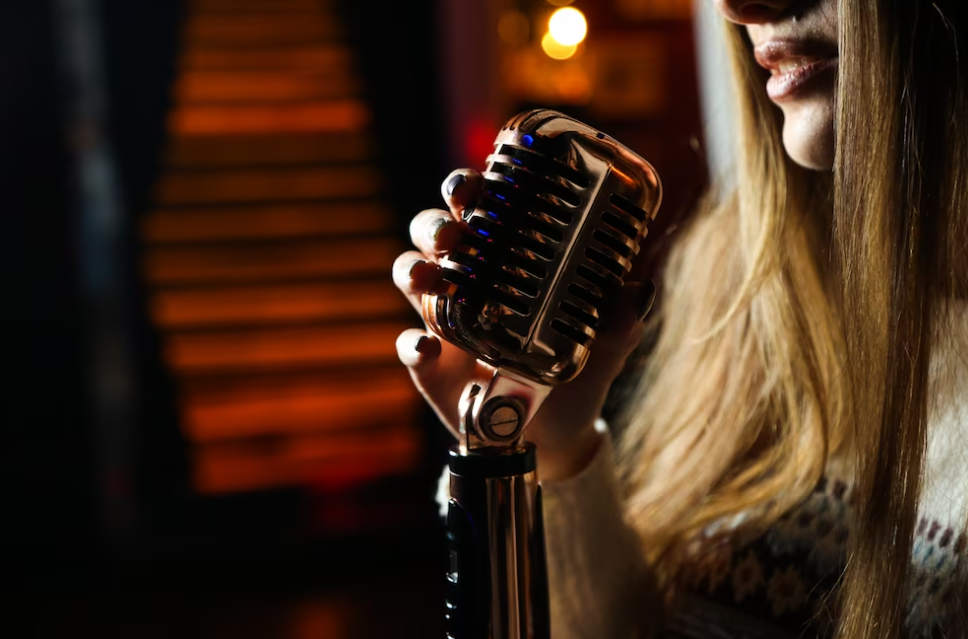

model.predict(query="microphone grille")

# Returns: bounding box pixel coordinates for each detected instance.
[424,110,661,385]
[551,192,651,347]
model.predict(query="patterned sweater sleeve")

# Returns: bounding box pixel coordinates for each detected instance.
[540,421,659,639]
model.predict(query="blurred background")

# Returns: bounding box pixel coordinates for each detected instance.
[2,0,722,635]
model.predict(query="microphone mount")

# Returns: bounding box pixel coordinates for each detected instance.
[457,370,550,453]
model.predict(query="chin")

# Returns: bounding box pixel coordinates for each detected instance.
[780,104,835,171]
[784,140,834,171]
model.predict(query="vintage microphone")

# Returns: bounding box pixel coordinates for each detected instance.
[422,109,662,639]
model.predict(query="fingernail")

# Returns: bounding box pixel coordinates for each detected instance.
[432,218,460,250]
[637,280,657,321]
[408,258,425,277]
[414,335,430,354]
[432,217,451,241]
[444,173,466,197]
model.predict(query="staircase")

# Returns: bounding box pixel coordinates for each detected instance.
[141,0,423,496]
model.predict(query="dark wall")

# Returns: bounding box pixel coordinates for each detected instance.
[0,0,92,584]
[339,0,448,237]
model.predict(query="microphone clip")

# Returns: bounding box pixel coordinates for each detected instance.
[457,369,551,454]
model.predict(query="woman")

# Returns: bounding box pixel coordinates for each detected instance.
[392,0,968,637]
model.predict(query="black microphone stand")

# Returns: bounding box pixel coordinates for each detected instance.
[444,371,552,639]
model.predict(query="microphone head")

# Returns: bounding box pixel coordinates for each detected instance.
[423,109,662,386]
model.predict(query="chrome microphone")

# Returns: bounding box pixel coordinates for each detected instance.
[423,109,661,639]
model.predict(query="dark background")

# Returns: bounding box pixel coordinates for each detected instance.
[0,0,446,635]
[0,0,704,635]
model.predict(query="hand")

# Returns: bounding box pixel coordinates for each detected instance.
[392,169,656,480]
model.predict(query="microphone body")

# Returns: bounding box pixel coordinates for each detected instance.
[424,110,661,639]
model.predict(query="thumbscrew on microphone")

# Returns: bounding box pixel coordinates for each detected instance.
[478,398,525,442]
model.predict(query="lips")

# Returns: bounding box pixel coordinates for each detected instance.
[754,40,838,101]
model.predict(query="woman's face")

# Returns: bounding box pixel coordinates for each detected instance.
[713,0,839,170]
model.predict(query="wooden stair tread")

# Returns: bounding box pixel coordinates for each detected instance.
[144,237,403,284]
[183,371,420,441]
[176,70,361,103]
[193,427,421,494]
[155,163,381,205]
[183,14,344,47]
[150,280,410,328]
[164,132,375,168]
[143,201,393,242]
[168,100,371,136]
[181,44,352,71]
[164,322,406,373]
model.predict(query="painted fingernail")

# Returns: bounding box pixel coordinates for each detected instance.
[414,335,430,354]
[444,173,466,197]
[637,280,657,321]
[432,218,460,249]
[408,258,425,277]
[432,217,450,241]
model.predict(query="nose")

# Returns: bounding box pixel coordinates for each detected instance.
[713,0,789,24]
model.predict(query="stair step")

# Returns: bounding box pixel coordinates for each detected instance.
[145,237,403,284]
[155,164,381,205]
[176,69,360,103]
[165,132,375,169]
[144,200,392,242]
[144,201,392,242]
[169,99,370,136]
[150,280,410,328]
[181,44,352,71]
[182,14,344,47]
[163,322,406,373]
[193,427,421,494]
[183,368,420,442]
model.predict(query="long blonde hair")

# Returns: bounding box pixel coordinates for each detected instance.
[618,2,968,638]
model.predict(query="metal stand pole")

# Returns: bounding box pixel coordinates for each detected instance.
[444,444,550,639]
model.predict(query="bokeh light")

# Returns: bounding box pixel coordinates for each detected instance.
[541,31,578,60]
[548,7,587,46]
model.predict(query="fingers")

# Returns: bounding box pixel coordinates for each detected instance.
[392,250,446,313]
[395,328,470,438]
[396,328,442,369]
[440,169,484,218]
[409,208,463,258]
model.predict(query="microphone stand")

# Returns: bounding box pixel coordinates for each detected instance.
[444,370,552,639]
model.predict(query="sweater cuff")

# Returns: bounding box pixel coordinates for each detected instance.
[541,422,654,639]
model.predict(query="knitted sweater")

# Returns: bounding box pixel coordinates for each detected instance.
[437,313,968,638]
[542,426,966,638]
[540,312,968,639]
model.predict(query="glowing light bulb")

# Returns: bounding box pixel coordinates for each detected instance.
[541,31,577,60]
[548,7,587,47]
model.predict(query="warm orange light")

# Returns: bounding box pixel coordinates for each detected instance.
[548,7,587,46]
[497,10,530,46]
[541,31,578,60]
